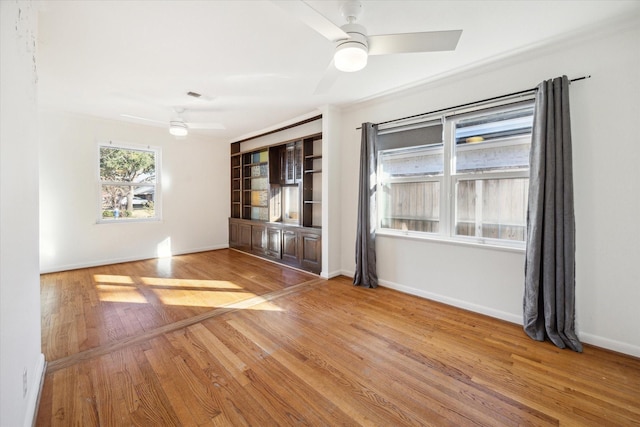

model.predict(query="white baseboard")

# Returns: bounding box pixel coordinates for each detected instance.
[378,277,523,325]
[321,269,344,279]
[338,270,354,278]
[579,333,640,358]
[343,270,640,358]
[39,244,229,274]
[24,353,46,427]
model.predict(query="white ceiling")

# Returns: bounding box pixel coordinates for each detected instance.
[36,0,639,141]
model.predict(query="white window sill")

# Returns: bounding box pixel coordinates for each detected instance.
[375,228,526,254]
[96,217,162,225]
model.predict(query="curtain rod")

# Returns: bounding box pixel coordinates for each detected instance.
[357,75,591,130]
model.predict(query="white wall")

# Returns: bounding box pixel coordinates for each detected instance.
[1,1,45,426]
[39,110,230,273]
[338,16,640,357]
[321,105,343,278]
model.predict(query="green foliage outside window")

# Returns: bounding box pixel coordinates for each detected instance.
[99,145,158,221]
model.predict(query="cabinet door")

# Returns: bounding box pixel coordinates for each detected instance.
[229,220,239,246]
[283,141,303,185]
[238,222,252,250]
[300,231,321,274]
[268,145,282,185]
[266,227,281,259]
[281,229,299,264]
[284,143,296,184]
[251,224,266,254]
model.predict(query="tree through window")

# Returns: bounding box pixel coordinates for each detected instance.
[99,143,159,221]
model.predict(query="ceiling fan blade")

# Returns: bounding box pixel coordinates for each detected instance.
[120,114,166,125]
[185,122,226,130]
[368,30,462,55]
[273,0,349,42]
[314,59,340,95]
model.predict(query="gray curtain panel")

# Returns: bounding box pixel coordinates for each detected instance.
[523,76,582,352]
[354,123,379,288]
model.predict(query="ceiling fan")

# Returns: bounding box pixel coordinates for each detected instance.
[274,0,462,92]
[121,107,225,137]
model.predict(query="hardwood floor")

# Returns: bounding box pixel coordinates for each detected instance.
[37,250,640,426]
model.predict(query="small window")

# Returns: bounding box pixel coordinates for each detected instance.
[98,143,160,222]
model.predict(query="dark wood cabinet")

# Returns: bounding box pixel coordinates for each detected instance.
[267,141,302,185]
[228,133,322,274]
[229,219,251,251]
[251,223,267,254]
[281,229,299,265]
[300,230,321,272]
[268,145,282,185]
[266,226,282,259]
[228,218,321,274]
[238,222,252,249]
[229,220,239,244]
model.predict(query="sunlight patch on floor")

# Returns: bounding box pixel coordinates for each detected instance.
[140,277,243,289]
[92,274,284,310]
[242,297,285,311]
[150,288,251,307]
[93,274,134,284]
[96,284,147,304]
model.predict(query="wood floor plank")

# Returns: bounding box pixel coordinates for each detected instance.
[37,249,640,426]
[144,347,202,427]
[127,344,182,426]
[186,323,251,387]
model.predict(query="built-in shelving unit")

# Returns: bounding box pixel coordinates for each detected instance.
[303,136,322,228]
[242,150,269,221]
[230,143,242,219]
[228,133,322,274]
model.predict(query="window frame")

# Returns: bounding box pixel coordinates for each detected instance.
[96,141,162,224]
[376,98,534,250]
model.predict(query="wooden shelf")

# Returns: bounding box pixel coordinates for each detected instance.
[230,143,242,218]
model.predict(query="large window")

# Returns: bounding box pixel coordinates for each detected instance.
[377,100,534,247]
[98,142,160,222]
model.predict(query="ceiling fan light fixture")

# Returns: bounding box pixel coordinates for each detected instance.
[334,23,368,72]
[334,41,368,72]
[169,121,188,137]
